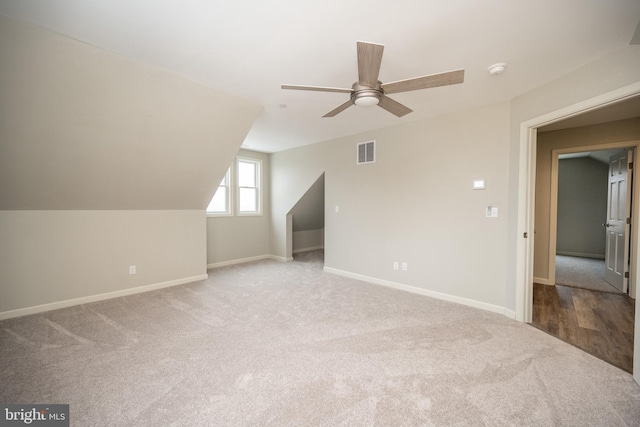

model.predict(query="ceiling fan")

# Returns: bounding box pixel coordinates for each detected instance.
[282,41,464,118]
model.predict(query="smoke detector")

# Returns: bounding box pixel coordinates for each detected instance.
[488,63,507,75]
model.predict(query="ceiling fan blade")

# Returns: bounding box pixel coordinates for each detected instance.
[281,84,351,93]
[382,69,465,94]
[323,99,353,118]
[378,95,412,117]
[357,41,384,87]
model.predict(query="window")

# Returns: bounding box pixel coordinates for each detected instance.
[237,158,261,215]
[207,157,262,217]
[207,168,231,215]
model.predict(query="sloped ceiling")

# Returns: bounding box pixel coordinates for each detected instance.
[1,1,639,153]
[0,15,262,210]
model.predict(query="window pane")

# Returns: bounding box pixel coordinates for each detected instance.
[238,161,256,187]
[239,188,257,212]
[207,188,227,212]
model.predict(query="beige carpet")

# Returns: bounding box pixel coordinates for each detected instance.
[2,250,640,426]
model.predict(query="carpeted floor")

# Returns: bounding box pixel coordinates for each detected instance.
[555,255,623,294]
[2,250,640,426]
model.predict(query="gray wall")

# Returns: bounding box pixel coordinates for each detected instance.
[556,157,608,258]
[0,16,260,316]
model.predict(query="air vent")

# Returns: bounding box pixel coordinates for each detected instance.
[357,140,375,164]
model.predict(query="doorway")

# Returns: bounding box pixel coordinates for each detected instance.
[550,146,634,295]
[287,173,325,263]
[516,86,640,382]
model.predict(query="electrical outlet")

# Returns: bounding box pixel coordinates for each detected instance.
[393,261,399,270]
[402,262,408,271]
[129,265,136,275]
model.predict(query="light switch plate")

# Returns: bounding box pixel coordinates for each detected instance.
[486,207,498,217]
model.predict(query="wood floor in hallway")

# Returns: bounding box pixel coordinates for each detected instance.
[531,283,635,373]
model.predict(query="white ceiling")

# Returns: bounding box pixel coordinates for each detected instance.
[1,0,639,153]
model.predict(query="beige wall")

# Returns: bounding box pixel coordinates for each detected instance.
[206,150,271,266]
[534,118,640,281]
[0,210,206,316]
[271,102,511,310]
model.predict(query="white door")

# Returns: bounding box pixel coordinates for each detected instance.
[604,149,633,293]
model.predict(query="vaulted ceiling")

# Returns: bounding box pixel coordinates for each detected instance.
[1,0,639,152]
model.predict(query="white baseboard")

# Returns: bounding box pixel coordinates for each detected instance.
[207,254,292,269]
[0,274,209,321]
[270,255,294,262]
[207,255,272,269]
[556,251,605,260]
[323,267,515,320]
[503,309,517,320]
[533,277,552,285]
[293,246,324,254]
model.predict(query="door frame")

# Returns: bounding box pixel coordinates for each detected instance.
[515,81,640,381]
[549,143,637,294]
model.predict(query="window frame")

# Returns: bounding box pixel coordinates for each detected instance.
[206,167,233,217]
[236,157,262,216]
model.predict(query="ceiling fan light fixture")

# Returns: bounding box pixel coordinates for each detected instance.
[353,90,381,107]
[354,95,380,107]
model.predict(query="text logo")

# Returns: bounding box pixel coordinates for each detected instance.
[1,405,68,427]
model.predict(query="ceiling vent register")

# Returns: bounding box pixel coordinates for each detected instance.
[357,141,375,165]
